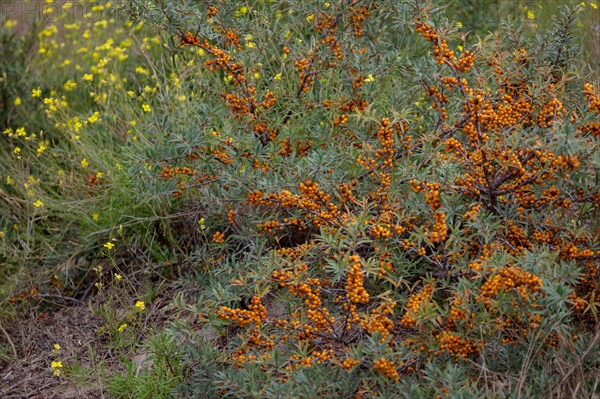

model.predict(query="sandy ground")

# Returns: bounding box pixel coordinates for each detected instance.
[0,302,108,399]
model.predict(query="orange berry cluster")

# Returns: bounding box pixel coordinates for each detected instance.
[294,56,318,93]
[272,266,334,333]
[537,98,563,128]
[357,118,401,205]
[479,267,542,306]
[454,50,475,73]
[218,296,267,327]
[348,6,371,38]
[414,19,454,65]
[446,295,473,329]
[341,357,359,370]
[212,231,225,243]
[180,31,200,47]
[346,255,370,304]
[373,358,400,382]
[248,180,346,229]
[289,349,334,369]
[436,331,478,361]
[581,83,600,137]
[361,302,395,342]
[401,283,434,328]
[160,166,196,179]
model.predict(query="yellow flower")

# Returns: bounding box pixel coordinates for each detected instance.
[37,143,47,154]
[142,103,151,113]
[135,301,145,311]
[83,74,93,81]
[53,344,60,351]
[88,112,101,123]
[63,80,76,91]
[92,213,99,221]
[34,200,44,208]
[274,73,282,81]
[306,14,315,22]
[591,2,598,9]
[32,88,42,98]
[103,242,114,250]
[81,158,88,167]
[6,176,13,185]
[14,97,21,106]
[51,361,63,376]
[118,323,127,332]
[198,218,206,230]
[324,2,330,7]
[527,10,535,19]
[364,74,374,83]
[114,273,122,282]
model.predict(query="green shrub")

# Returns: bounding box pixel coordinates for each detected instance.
[107,0,600,397]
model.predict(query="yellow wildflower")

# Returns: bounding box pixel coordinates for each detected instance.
[51,361,63,376]
[88,112,101,123]
[34,200,44,208]
[135,301,145,311]
[37,142,47,154]
[104,242,115,250]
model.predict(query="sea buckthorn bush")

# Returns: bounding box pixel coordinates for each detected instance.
[116,0,599,397]
[1,0,599,398]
